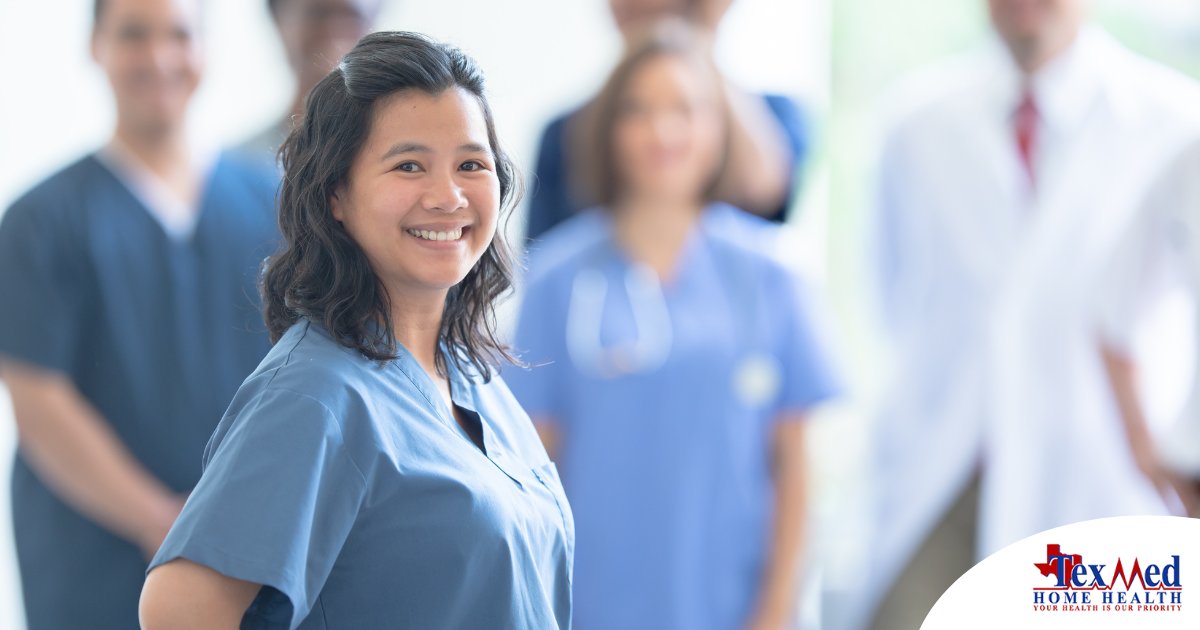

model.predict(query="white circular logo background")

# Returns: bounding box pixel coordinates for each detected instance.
[922,516,1198,629]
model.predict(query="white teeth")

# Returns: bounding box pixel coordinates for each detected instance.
[407,227,463,241]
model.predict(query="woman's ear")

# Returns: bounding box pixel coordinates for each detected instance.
[90,25,104,65]
[330,190,346,222]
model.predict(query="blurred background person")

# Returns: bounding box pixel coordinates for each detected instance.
[506,21,841,630]
[859,0,1200,627]
[524,0,809,241]
[236,0,384,165]
[1100,137,1200,520]
[0,0,279,628]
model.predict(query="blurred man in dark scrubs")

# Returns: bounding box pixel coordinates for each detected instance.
[0,0,279,627]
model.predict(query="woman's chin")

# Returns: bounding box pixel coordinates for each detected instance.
[400,272,474,295]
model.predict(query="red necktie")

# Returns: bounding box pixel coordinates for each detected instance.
[1014,90,1039,188]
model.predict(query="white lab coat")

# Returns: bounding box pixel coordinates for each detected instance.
[857,27,1200,628]
[1160,145,1200,478]
[1102,139,1200,479]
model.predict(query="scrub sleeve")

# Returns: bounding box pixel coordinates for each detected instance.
[150,388,368,629]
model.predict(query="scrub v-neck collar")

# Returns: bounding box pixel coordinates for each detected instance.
[387,340,528,485]
[598,206,709,292]
[388,341,479,426]
[94,139,218,243]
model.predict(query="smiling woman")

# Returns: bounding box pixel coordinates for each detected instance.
[263,32,521,378]
[330,89,503,329]
[137,32,573,630]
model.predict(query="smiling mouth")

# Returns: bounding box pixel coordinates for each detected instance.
[406,227,466,242]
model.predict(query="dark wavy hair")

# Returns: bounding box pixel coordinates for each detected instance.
[262,31,521,380]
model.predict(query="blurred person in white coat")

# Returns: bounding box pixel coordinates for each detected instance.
[858,0,1200,627]
[1100,139,1200,520]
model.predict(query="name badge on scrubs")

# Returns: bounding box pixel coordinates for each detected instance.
[733,354,782,408]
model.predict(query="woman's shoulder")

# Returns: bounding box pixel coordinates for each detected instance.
[702,204,790,264]
[207,321,393,464]
[700,204,824,301]
[244,320,385,407]
[523,209,611,286]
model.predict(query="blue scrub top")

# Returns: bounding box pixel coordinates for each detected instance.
[0,153,278,630]
[525,94,810,241]
[150,321,575,630]
[506,204,839,630]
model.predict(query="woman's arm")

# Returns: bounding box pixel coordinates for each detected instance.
[140,559,262,630]
[712,83,793,218]
[677,1,795,219]
[745,413,809,630]
[1,360,185,558]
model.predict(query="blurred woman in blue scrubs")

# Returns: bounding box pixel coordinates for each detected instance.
[139,32,574,630]
[526,0,809,241]
[507,20,839,630]
[0,1,278,628]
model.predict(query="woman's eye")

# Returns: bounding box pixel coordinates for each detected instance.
[460,161,486,172]
[119,25,149,42]
[395,162,420,173]
[617,102,648,119]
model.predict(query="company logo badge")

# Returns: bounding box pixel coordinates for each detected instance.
[1032,543,1183,614]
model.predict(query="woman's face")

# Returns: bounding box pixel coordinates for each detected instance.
[332,87,500,299]
[608,0,688,36]
[91,0,203,133]
[612,53,725,205]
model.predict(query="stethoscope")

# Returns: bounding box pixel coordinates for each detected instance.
[564,214,784,408]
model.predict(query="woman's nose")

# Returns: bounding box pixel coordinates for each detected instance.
[421,170,468,213]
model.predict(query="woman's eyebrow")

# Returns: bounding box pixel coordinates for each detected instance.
[459,142,489,154]
[381,142,430,161]
[380,142,490,161]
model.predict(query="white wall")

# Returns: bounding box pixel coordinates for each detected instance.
[0,1,827,627]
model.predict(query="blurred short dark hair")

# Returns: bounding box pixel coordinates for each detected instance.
[267,0,386,19]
